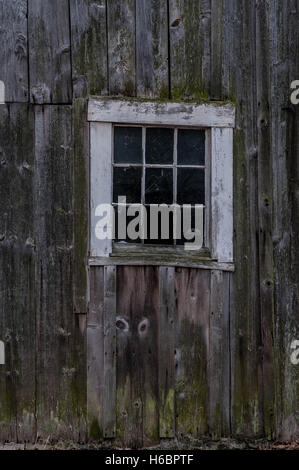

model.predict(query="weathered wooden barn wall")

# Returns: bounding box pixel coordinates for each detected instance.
[0,0,298,445]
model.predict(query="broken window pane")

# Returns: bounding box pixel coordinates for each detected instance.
[145,168,173,204]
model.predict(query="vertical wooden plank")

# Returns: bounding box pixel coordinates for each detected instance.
[0,0,28,102]
[103,265,116,438]
[221,0,263,438]
[174,268,210,437]
[0,104,36,441]
[87,266,104,439]
[107,0,136,96]
[208,270,231,437]
[70,0,108,98]
[269,0,299,441]
[159,266,175,438]
[73,98,89,314]
[90,122,113,257]
[28,0,72,103]
[256,0,276,440]
[210,0,222,98]
[211,127,233,262]
[34,105,85,439]
[136,0,169,98]
[169,0,211,99]
[116,266,159,448]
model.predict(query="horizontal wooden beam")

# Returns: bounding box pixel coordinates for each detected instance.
[88,98,235,128]
[88,256,235,272]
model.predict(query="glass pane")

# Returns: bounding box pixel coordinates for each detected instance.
[146,127,174,164]
[114,126,142,163]
[145,168,173,204]
[177,129,205,165]
[113,167,142,203]
[177,168,205,204]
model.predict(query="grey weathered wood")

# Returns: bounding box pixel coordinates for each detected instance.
[159,267,175,437]
[70,0,108,98]
[73,98,89,314]
[34,105,85,439]
[221,0,263,438]
[88,267,104,439]
[116,266,159,448]
[0,0,298,445]
[0,0,28,102]
[208,270,230,437]
[174,268,210,437]
[256,0,275,440]
[103,265,117,438]
[28,0,72,103]
[89,256,235,272]
[169,0,211,99]
[0,104,35,441]
[136,0,169,98]
[107,0,136,96]
[269,0,299,441]
[88,97,235,127]
[210,0,222,98]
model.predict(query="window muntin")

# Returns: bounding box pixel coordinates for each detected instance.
[112,125,208,247]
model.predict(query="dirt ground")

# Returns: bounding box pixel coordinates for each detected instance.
[0,438,298,451]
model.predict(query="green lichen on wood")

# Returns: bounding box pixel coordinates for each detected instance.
[89,418,101,440]
[160,388,174,437]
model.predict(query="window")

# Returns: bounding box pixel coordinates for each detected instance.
[112,125,207,247]
[88,98,235,267]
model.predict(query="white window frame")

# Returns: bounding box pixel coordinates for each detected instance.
[88,98,235,266]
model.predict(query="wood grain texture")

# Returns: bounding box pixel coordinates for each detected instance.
[0,104,35,441]
[220,0,263,438]
[103,265,117,438]
[107,0,136,96]
[169,0,211,99]
[174,268,210,437]
[70,0,108,98]
[73,98,89,314]
[116,266,159,448]
[0,0,28,102]
[88,98,235,127]
[208,270,231,437]
[34,105,85,439]
[136,0,169,98]
[256,0,275,440]
[159,267,175,438]
[28,0,72,103]
[88,267,104,440]
[269,0,299,441]
[0,0,298,444]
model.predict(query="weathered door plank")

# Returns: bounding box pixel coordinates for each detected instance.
[159,266,175,438]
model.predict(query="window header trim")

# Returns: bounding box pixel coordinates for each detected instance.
[88,97,235,128]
